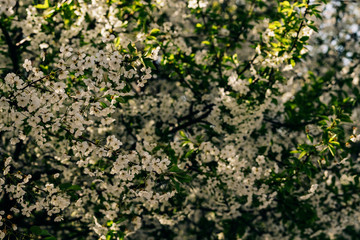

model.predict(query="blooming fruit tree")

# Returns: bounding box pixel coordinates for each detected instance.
[1,0,360,239]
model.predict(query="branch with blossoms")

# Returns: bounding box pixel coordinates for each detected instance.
[2,0,360,239]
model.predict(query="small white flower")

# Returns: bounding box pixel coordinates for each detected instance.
[54,215,64,222]
[39,43,49,49]
[12,224,17,230]
[309,184,318,193]
[23,59,32,72]
[5,157,12,167]
[58,71,69,80]
[5,73,17,86]
[3,166,10,175]
[106,135,122,150]
[0,230,5,239]
[53,82,66,94]
[188,0,208,8]
[283,64,293,71]
[41,51,46,61]
[10,138,20,145]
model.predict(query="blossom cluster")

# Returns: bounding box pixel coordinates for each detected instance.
[1,0,360,239]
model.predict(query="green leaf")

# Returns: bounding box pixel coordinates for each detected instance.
[24,125,32,135]
[300,36,309,42]
[201,40,211,46]
[280,1,290,8]
[175,174,192,183]
[269,21,282,30]
[30,226,42,235]
[307,24,318,32]
[127,42,136,54]
[306,134,313,143]
[290,59,296,67]
[304,167,312,178]
[59,183,72,190]
[116,217,127,224]
[143,58,156,70]
[169,165,181,173]
[328,144,335,156]
[114,37,121,47]
[44,237,57,240]
[59,183,81,191]
[149,28,161,36]
[40,230,51,236]
[170,177,181,192]
[179,131,187,138]
[332,105,336,114]
[35,0,49,9]
[116,97,126,103]
[340,114,352,123]
[185,149,195,158]
[146,35,157,41]
[299,151,307,159]
[68,185,82,191]
[100,102,108,108]
[329,134,337,142]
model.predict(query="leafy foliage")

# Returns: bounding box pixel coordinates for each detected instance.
[0,0,360,239]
